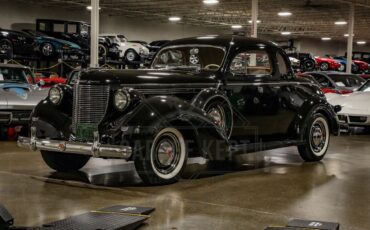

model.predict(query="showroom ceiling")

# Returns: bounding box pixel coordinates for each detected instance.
[15,0,370,40]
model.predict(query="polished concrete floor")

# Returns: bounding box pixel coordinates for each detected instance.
[0,133,370,230]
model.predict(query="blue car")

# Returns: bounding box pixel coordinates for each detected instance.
[332,56,358,73]
[22,30,84,60]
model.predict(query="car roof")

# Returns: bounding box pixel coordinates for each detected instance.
[37,19,89,24]
[0,63,30,69]
[163,35,278,49]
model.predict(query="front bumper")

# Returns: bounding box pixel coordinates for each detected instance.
[17,127,133,159]
[337,114,370,127]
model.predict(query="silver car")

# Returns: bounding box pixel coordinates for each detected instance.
[0,63,48,129]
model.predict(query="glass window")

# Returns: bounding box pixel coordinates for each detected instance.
[276,52,288,75]
[67,24,77,33]
[311,74,333,88]
[329,74,365,88]
[152,46,225,72]
[53,23,65,33]
[0,67,33,84]
[38,22,46,31]
[230,50,272,75]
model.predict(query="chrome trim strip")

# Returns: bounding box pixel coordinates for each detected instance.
[17,127,132,159]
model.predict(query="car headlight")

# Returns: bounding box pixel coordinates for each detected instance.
[114,89,130,111]
[49,87,63,105]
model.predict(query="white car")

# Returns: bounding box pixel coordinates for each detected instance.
[99,34,150,63]
[329,80,370,128]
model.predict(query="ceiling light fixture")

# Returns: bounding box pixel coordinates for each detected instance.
[335,21,347,25]
[203,0,219,5]
[357,41,367,45]
[344,34,355,37]
[231,25,243,29]
[169,16,181,22]
[321,37,332,41]
[281,31,291,35]
[278,12,292,17]
[87,6,101,10]
[248,20,261,24]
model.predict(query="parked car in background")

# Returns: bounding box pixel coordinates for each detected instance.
[34,72,66,88]
[100,34,149,63]
[36,19,120,61]
[0,29,36,59]
[350,51,370,64]
[22,29,84,60]
[315,57,342,71]
[289,57,300,70]
[18,35,339,185]
[331,56,357,72]
[287,52,316,71]
[0,63,48,133]
[329,80,370,130]
[306,71,366,95]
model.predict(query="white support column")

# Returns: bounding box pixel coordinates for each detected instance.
[346,3,355,74]
[90,0,100,68]
[251,0,258,38]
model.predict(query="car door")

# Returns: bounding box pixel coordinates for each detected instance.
[224,47,293,142]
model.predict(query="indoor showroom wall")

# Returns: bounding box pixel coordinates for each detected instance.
[0,1,225,42]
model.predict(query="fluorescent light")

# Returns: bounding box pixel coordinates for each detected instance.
[248,20,261,24]
[203,0,219,5]
[169,16,181,22]
[231,25,243,29]
[335,21,347,25]
[357,41,367,45]
[321,37,331,41]
[278,12,292,17]
[281,31,291,35]
[344,34,355,37]
[87,6,101,10]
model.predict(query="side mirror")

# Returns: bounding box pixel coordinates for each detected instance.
[38,80,45,87]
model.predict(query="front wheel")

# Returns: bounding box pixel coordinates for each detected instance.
[320,62,329,71]
[41,43,55,57]
[125,50,138,63]
[41,150,90,172]
[134,127,187,185]
[298,114,330,162]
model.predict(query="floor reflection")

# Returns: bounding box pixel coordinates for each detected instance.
[45,147,306,187]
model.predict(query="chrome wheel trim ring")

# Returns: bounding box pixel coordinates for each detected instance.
[42,43,53,56]
[0,42,11,54]
[321,63,329,71]
[309,117,329,157]
[126,51,136,61]
[150,128,186,180]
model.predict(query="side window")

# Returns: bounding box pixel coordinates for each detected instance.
[67,24,77,34]
[53,23,65,33]
[276,52,288,75]
[38,22,46,31]
[312,74,332,88]
[230,50,272,76]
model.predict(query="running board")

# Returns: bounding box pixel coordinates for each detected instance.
[230,140,305,155]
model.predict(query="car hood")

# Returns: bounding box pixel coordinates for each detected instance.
[328,91,370,114]
[79,69,219,86]
[0,83,48,110]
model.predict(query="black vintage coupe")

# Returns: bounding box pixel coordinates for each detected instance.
[18,35,339,185]
[0,29,36,59]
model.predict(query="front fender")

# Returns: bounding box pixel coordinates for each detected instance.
[105,96,230,160]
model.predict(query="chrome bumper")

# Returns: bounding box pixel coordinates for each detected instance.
[17,127,132,159]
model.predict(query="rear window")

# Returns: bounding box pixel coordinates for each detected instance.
[328,74,366,88]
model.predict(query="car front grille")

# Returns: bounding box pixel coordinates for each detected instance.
[72,83,110,140]
[349,116,367,123]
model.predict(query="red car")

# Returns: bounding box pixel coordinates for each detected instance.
[353,60,370,73]
[34,72,66,88]
[315,57,342,71]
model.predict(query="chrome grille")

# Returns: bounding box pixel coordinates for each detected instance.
[72,82,110,133]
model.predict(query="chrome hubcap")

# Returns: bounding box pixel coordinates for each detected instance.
[153,133,181,175]
[321,63,329,70]
[126,52,135,61]
[207,105,226,130]
[42,44,53,56]
[310,119,327,154]
[0,43,11,54]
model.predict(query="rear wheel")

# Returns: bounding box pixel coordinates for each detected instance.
[41,150,90,172]
[0,39,13,58]
[125,49,138,63]
[134,127,187,185]
[41,43,55,57]
[99,44,108,58]
[302,59,316,71]
[298,114,330,162]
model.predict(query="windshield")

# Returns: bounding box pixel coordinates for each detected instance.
[152,46,225,72]
[0,67,34,84]
[107,36,120,44]
[358,80,370,92]
[117,35,127,43]
[329,74,366,88]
